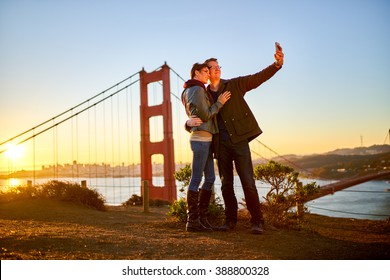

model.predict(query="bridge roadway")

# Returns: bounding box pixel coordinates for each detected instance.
[306,170,390,202]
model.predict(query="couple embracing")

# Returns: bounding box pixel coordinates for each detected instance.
[181,43,284,234]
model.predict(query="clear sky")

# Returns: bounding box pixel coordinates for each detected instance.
[1,0,389,168]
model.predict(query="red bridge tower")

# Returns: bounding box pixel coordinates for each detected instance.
[139,63,176,203]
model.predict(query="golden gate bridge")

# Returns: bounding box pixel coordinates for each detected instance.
[1,63,389,212]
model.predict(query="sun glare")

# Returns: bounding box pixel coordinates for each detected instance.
[4,145,24,160]
[9,178,21,187]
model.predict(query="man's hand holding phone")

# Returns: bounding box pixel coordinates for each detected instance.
[274,42,284,68]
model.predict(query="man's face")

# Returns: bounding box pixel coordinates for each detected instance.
[207,61,221,80]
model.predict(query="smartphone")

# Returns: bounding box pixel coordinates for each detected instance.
[275,42,281,51]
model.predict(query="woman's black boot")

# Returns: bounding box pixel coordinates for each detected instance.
[186,190,206,232]
[198,189,214,231]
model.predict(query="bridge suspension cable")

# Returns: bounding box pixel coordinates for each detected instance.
[384,129,390,145]
[252,139,327,179]
[307,204,390,219]
[0,73,141,155]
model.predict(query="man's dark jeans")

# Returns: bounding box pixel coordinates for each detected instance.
[217,139,264,224]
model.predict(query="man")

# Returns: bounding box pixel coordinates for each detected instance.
[189,44,284,234]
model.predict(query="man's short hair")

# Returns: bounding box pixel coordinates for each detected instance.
[190,62,208,79]
[204,58,218,67]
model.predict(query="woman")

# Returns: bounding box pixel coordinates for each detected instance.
[181,62,230,231]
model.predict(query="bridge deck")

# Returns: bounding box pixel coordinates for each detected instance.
[307,170,390,202]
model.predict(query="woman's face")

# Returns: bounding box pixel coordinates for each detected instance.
[196,67,210,84]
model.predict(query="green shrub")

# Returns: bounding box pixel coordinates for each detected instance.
[122,194,142,206]
[122,194,170,207]
[174,164,191,192]
[254,160,320,228]
[0,180,106,211]
[206,196,225,225]
[168,198,187,223]
[0,184,38,202]
[167,197,225,225]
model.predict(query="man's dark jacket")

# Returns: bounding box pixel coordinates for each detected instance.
[208,63,281,144]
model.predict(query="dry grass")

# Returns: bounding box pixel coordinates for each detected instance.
[0,199,389,260]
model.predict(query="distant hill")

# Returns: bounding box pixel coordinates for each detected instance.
[269,145,390,180]
[326,144,390,156]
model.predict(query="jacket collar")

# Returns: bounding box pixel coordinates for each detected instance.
[183,79,206,91]
[207,79,228,93]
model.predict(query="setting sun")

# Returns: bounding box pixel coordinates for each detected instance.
[4,145,24,160]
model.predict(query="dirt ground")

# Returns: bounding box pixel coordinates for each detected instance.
[0,199,389,260]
